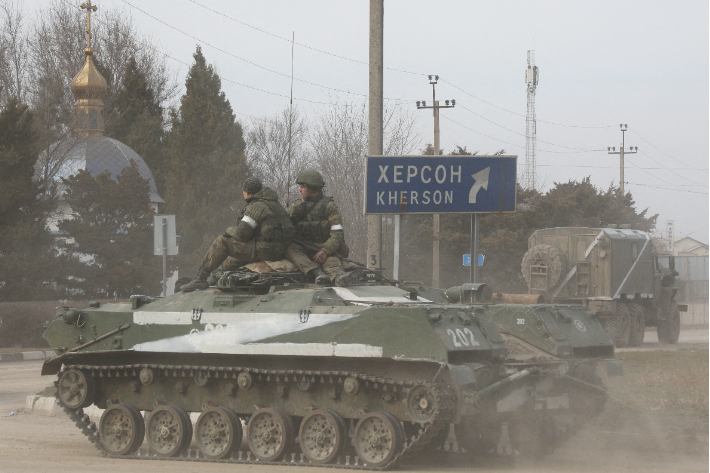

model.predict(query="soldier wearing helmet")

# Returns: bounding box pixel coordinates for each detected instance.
[285,170,353,286]
[181,177,294,292]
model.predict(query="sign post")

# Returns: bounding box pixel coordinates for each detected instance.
[365,155,517,215]
[365,155,516,287]
[153,215,178,297]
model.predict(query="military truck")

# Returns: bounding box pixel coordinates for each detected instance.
[521,226,686,348]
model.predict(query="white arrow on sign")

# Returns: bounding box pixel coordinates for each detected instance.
[468,167,490,203]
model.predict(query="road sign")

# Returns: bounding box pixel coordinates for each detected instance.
[463,254,485,266]
[153,215,178,256]
[365,155,517,214]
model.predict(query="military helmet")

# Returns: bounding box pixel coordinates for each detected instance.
[243,176,263,194]
[296,170,325,189]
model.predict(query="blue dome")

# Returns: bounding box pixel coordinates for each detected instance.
[38,136,163,204]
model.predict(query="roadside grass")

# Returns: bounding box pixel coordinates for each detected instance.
[606,348,709,414]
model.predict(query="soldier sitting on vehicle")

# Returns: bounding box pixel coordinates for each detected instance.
[285,170,354,287]
[180,177,294,292]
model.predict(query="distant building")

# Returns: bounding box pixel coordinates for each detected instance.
[35,2,163,233]
[673,236,709,257]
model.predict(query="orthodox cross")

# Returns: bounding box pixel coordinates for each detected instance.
[80,1,97,50]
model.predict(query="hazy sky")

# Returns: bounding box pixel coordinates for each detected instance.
[28,0,710,244]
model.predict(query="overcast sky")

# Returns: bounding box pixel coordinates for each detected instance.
[29,0,710,244]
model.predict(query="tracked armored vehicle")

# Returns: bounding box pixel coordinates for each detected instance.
[43,267,620,468]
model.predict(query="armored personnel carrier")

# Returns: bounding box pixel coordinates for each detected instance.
[43,266,620,468]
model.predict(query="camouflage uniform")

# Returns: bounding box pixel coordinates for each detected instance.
[285,191,347,281]
[200,187,294,273]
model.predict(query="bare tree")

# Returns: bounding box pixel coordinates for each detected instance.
[245,106,313,205]
[309,98,420,261]
[0,0,29,106]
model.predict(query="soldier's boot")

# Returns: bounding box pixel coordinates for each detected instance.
[333,271,357,287]
[308,268,331,286]
[180,268,211,293]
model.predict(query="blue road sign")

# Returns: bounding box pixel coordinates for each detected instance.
[463,254,485,267]
[365,155,517,214]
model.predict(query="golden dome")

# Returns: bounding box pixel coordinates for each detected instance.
[70,48,107,101]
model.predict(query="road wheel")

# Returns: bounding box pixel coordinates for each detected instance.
[146,405,192,457]
[99,403,145,455]
[627,303,646,347]
[194,406,242,459]
[247,407,294,461]
[605,303,631,348]
[521,244,565,292]
[353,412,404,468]
[299,409,346,464]
[657,302,681,344]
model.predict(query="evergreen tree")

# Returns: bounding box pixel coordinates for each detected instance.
[0,99,59,301]
[162,47,248,276]
[104,56,164,189]
[57,162,161,298]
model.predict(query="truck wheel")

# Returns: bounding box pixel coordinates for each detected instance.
[604,303,630,348]
[627,303,645,347]
[521,244,565,291]
[657,302,681,344]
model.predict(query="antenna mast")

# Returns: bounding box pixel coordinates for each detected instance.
[524,50,539,190]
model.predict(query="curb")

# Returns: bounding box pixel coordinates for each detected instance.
[25,395,104,421]
[0,351,55,362]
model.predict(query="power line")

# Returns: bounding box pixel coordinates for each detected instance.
[459,105,602,152]
[187,0,425,77]
[626,182,708,195]
[637,150,707,188]
[440,78,616,129]
[442,115,604,154]
[122,0,374,100]
[630,128,708,172]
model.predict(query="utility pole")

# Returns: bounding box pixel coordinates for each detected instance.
[416,75,455,288]
[367,0,383,271]
[607,124,637,195]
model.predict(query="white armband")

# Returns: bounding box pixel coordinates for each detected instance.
[241,215,257,229]
[331,224,344,231]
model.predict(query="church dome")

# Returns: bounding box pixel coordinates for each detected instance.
[70,48,107,101]
[39,136,164,204]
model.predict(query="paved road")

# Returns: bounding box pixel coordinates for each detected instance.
[1,328,707,473]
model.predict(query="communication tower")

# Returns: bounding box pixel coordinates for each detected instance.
[524,51,539,190]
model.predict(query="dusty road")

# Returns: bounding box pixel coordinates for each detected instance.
[0,328,707,473]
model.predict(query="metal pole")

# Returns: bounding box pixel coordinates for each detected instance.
[367,0,383,271]
[393,215,401,280]
[620,127,625,195]
[161,216,167,297]
[473,214,479,283]
[432,100,440,288]
[469,214,473,283]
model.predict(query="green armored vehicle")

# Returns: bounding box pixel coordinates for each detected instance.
[522,226,686,348]
[43,267,619,468]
